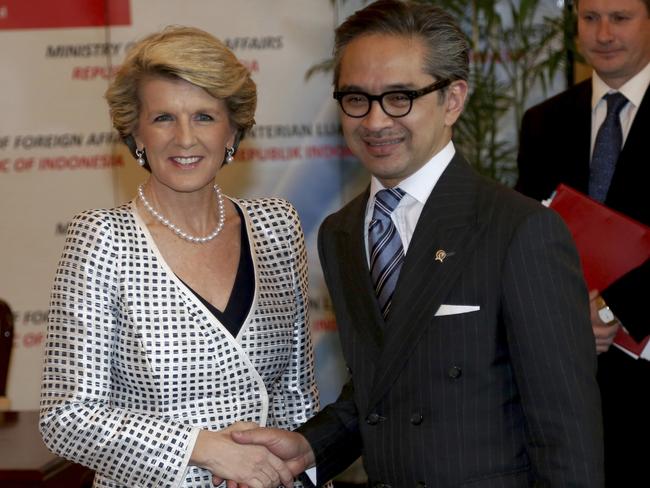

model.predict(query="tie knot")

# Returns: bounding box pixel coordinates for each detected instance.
[374,188,405,215]
[604,92,628,116]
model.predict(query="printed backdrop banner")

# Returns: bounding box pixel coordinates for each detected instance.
[0,0,565,413]
[0,0,362,411]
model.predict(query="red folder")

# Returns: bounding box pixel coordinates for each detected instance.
[548,184,650,358]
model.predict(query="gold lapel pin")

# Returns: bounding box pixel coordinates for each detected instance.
[435,250,455,262]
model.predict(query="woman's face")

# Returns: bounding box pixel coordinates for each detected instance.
[133,75,236,195]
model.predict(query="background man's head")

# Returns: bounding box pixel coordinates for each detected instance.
[576,0,650,88]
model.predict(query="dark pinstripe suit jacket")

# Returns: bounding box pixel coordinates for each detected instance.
[299,154,604,487]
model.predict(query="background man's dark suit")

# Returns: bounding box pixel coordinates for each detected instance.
[516,78,650,486]
[299,153,604,487]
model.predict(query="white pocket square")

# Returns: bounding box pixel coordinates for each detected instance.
[434,304,480,316]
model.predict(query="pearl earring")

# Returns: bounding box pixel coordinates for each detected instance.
[135,148,145,167]
[225,147,235,164]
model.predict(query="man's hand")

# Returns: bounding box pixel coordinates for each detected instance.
[190,422,294,488]
[590,290,620,354]
[213,427,316,488]
[232,428,315,474]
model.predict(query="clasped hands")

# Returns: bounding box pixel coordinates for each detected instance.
[191,422,315,488]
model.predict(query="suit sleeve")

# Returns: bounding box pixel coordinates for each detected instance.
[296,379,362,487]
[517,94,649,342]
[295,219,363,487]
[501,207,604,487]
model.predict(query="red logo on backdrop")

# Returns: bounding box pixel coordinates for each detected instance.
[0,0,130,30]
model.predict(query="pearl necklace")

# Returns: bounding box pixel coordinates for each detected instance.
[137,184,226,243]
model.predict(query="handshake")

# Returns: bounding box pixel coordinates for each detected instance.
[191,422,316,488]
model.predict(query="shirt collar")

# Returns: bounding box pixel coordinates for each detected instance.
[592,61,650,110]
[369,140,456,204]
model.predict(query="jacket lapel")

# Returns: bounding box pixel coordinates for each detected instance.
[622,83,650,151]
[570,81,593,191]
[608,85,650,199]
[331,190,385,352]
[368,154,486,408]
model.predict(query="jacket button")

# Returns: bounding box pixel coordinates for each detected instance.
[366,413,380,425]
[410,413,423,425]
[448,366,462,379]
[415,482,427,488]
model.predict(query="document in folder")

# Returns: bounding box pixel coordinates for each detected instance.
[548,184,650,358]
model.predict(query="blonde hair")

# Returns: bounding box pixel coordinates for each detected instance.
[106,26,256,156]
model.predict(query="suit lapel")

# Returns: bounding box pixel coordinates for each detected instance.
[609,85,650,195]
[570,81,593,191]
[332,190,385,352]
[623,83,650,149]
[368,155,486,408]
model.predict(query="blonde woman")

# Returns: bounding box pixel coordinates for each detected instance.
[40,26,319,488]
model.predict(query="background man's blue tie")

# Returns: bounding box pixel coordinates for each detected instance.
[589,92,628,203]
[369,188,406,318]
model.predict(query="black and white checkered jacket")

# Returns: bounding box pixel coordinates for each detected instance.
[40,197,319,488]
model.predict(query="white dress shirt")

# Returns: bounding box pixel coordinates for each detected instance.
[364,140,456,263]
[590,61,650,159]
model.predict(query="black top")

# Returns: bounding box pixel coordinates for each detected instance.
[181,204,254,338]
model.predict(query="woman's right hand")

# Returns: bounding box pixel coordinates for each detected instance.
[190,422,294,488]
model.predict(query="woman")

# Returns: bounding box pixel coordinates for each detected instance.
[40,26,318,488]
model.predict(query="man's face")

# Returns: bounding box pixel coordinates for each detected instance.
[336,34,467,187]
[577,0,650,88]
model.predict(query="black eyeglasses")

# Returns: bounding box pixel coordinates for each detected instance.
[333,79,451,118]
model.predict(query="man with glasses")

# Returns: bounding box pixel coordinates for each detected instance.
[230,1,604,486]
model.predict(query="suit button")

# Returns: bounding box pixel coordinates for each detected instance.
[448,366,462,379]
[410,413,423,425]
[415,482,427,488]
[366,413,380,425]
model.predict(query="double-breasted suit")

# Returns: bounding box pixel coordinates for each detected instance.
[299,154,604,487]
[516,77,650,487]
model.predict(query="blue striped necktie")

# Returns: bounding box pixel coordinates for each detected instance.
[369,188,406,319]
[589,92,628,202]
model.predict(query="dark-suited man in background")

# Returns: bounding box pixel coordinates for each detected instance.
[516,0,650,485]
[231,1,604,486]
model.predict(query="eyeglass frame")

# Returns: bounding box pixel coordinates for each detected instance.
[333,78,452,118]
